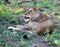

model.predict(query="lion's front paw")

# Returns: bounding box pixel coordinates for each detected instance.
[8,26,14,30]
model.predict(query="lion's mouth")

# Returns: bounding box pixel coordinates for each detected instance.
[24,19,30,23]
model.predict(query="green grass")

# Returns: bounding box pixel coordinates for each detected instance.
[0,5,24,25]
[0,29,39,47]
[45,29,60,46]
[0,0,60,47]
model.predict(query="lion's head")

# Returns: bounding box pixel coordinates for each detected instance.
[23,7,40,22]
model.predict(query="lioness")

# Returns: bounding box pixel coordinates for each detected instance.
[8,7,54,35]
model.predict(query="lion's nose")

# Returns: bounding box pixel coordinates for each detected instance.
[25,16,30,19]
[24,13,27,15]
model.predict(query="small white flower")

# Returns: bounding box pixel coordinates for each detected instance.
[3,31,6,33]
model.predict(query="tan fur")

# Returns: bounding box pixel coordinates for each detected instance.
[23,7,54,35]
[8,7,54,35]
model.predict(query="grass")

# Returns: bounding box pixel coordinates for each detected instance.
[0,29,39,47]
[0,0,60,47]
[0,5,24,25]
[45,29,60,46]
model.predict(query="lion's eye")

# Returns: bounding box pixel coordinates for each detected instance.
[29,10,32,12]
[27,10,32,14]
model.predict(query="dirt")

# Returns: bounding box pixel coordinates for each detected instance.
[0,18,58,47]
[28,36,58,47]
